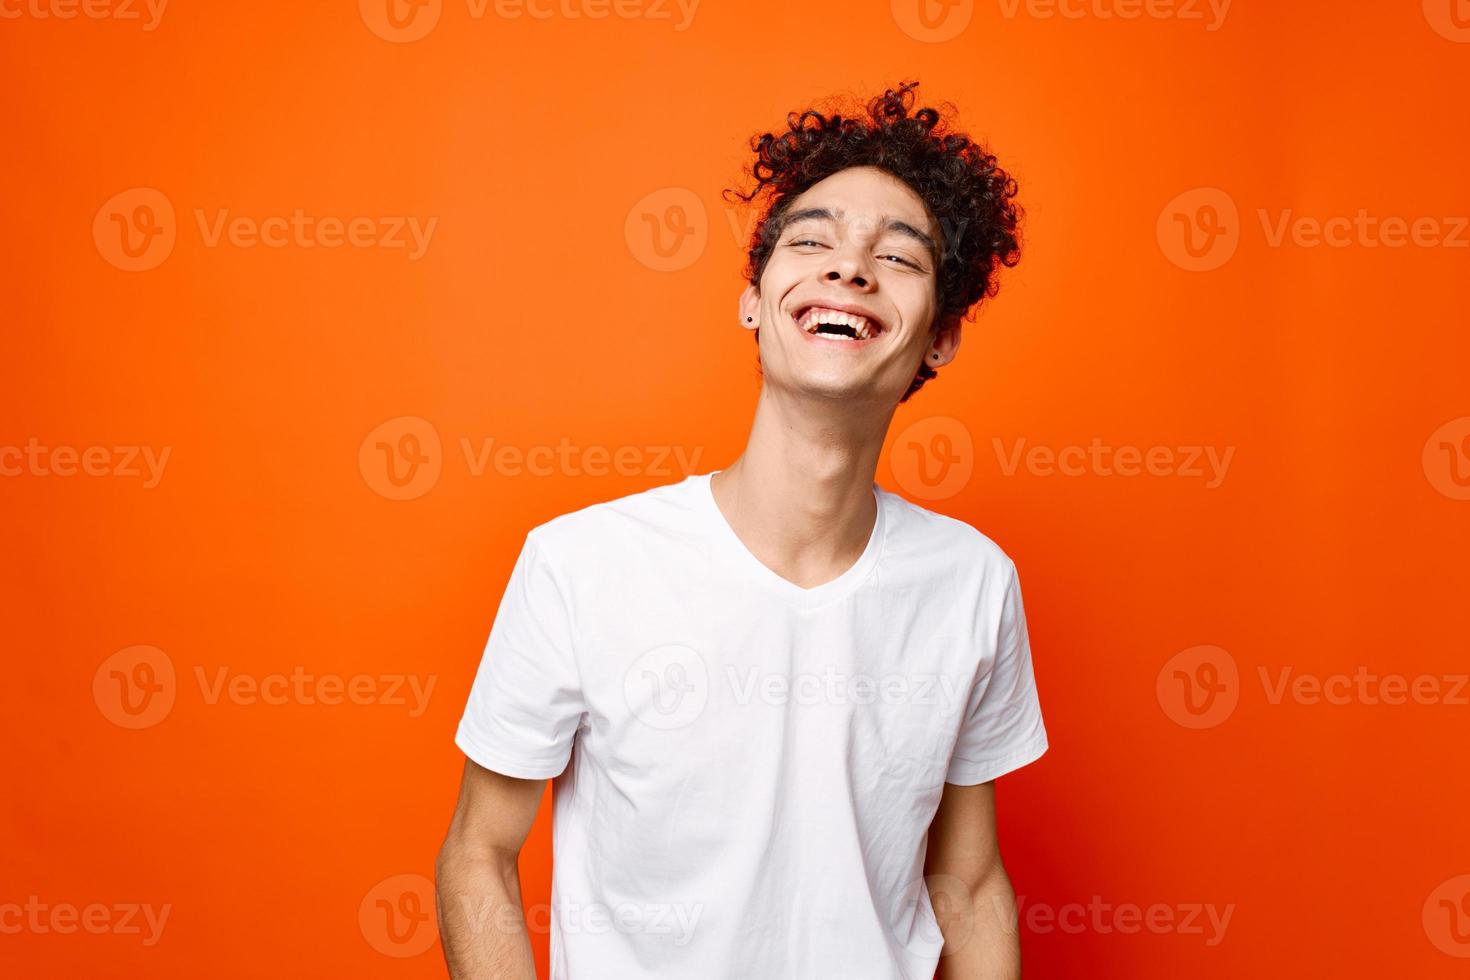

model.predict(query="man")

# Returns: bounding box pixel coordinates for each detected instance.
[436,80,1047,979]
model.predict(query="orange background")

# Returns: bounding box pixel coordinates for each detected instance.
[4,0,1469,976]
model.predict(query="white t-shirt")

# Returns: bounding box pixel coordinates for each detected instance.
[455,470,1047,979]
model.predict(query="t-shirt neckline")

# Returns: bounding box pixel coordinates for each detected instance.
[693,469,886,609]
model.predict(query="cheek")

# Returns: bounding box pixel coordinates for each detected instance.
[894,287,939,335]
[756,258,797,297]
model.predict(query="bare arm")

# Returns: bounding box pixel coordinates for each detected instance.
[925,780,1022,980]
[435,757,548,980]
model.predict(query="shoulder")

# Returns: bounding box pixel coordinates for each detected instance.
[521,472,705,572]
[877,485,1019,586]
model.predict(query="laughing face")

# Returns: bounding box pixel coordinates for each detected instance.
[739,165,961,405]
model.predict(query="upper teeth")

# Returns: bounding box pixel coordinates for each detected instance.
[797,307,876,339]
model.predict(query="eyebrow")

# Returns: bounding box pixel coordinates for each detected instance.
[780,206,938,257]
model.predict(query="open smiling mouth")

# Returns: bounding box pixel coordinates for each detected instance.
[792,305,888,342]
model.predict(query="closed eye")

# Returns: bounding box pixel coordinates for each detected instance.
[789,240,921,269]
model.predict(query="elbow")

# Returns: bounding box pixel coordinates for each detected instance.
[435,829,521,888]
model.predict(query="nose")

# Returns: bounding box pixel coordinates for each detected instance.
[819,238,878,291]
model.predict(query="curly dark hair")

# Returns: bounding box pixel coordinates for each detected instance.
[722,80,1023,402]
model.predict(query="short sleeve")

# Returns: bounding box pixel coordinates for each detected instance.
[944,563,1049,785]
[455,529,586,779]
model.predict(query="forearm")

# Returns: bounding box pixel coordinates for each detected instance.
[435,842,538,980]
[931,866,1021,980]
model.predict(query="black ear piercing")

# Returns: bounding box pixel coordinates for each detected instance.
[746,316,753,322]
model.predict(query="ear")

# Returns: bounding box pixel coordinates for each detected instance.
[926,314,963,368]
[738,283,761,331]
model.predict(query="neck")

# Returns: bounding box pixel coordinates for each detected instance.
[710,384,893,586]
